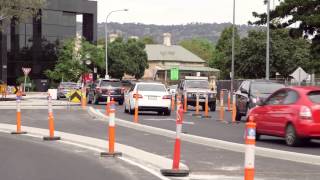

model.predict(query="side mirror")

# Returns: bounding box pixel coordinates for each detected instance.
[240,88,248,94]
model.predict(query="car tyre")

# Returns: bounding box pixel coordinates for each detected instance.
[118,99,124,105]
[209,102,216,112]
[124,104,129,113]
[235,107,242,121]
[93,95,99,105]
[164,109,171,116]
[87,95,92,104]
[256,132,261,141]
[285,124,301,147]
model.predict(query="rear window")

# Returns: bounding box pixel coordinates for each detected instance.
[185,80,209,89]
[308,91,320,104]
[137,84,166,92]
[101,80,121,87]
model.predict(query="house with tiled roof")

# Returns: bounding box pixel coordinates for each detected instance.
[142,33,219,84]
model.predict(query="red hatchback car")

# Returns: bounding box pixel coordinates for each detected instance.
[249,86,320,146]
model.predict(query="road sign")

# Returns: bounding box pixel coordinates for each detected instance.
[170,67,179,81]
[22,68,31,76]
[69,90,82,103]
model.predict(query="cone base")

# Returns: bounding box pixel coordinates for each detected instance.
[201,115,212,119]
[160,169,190,177]
[100,152,122,157]
[43,136,61,141]
[192,113,202,117]
[11,131,27,135]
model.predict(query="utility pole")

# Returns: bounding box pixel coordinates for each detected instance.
[231,0,235,93]
[266,0,270,80]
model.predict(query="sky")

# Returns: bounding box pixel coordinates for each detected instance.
[94,0,279,25]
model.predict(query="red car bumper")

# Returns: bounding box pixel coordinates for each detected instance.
[296,121,320,138]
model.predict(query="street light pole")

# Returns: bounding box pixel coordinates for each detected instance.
[105,9,128,79]
[231,0,235,94]
[266,0,270,80]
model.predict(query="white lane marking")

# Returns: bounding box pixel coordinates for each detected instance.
[0,129,169,180]
[143,118,195,125]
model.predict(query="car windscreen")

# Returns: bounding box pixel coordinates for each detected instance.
[185,80,209,89]
[308,91,320,104]
[101,81,121,87]
[137,84,166,92]
[251,83,284,96]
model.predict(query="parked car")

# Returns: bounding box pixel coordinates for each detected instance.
[57,82,81,99]
[249,86,320,146]
[124,82,171,116]
[177,76,216,111]
[87,79,125,105]
[235,80,285,121]
[168,84,178,95]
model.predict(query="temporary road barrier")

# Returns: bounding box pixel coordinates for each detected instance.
[244,116,256,180]
[161,106,189,177]
[81,88,87,110]
[227,91,231,111]
[134,91,139,123]
[192,92,201,117]
[106,92,111,116]
[201,93,211,119]
[11,91,27,135]
[232,93,237,123]
[219,91,225,121]
[183,92,187,113]
[171,94,175,112]
[69,90,82,103]
[101,98,122,157]
[43,93,61,141]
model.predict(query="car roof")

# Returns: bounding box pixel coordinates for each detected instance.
[287,86,320,93]
[135,82,165,86]
[246,79,280,84]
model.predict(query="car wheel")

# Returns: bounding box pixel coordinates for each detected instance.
[285,124,301,147]
[157,111,164,116]
[201,104,206,111]
[235,107,242,121]
[93,95,99,105]
[164,109,171,116]
[124,104,129,113]
[118,99,124,105]
[209,102,216,112]
[256,132,261,141]
[87,95,92,104]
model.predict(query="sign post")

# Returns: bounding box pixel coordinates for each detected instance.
[22,68,31,92]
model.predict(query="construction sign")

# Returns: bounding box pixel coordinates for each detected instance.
[11,86,19,94]
[68,90,82,103]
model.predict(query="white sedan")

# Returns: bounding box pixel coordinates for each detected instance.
[124,82,172,116]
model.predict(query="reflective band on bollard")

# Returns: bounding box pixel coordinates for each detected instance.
[43,93,60,141]
[184,92,187,113]
[134,91,139,123]
[161,106,189,177]
[232,93,237,123]
[244,116,256,180]
[101,98,122,157]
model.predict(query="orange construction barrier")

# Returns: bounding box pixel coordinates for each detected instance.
[171,95,175,112]
[202,93,211,119]
[11,91,27,135]
[192,92,201,117]
[134,90,139,123]
[227,91,231,111]
[244,116,256,180]
[43,93,61,141]
[81,88,87,110]
[106,92,111,116]
[183,92,187,113]
[232,93,237,123]
[219,91,225,121]
[161,106,189,177]
[101,98,122,157]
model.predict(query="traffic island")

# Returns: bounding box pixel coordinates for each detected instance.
[160,169,190,177]
[43,136,61,141]
[100,152,122,158]
[11,131,27,135]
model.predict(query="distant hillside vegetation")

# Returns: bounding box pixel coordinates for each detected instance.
[78,22,260,44]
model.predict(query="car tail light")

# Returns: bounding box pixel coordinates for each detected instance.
[162,95,171,99]
[300,106,312,120]
[133,94,143,99]
[121,87,125,94]
[96,87,102,93]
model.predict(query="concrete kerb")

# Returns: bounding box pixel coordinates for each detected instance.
[0,123,188,172]
[87,107,320,166]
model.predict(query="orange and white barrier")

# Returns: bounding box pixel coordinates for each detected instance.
[161,106,189,177]
[183,92,187,113]
[192,92,201,117]
[244,116,256,180]
[232,93,237,123]
[43,93,61,141]
[81,88,87,110]
[171,95,175,112]
[11,91,27,135]
[227,91,231,111]
[106,92,111,116]
[202,93,211,118]
[219,91,225,121]
[101,98,122,157]
[134,91,139,123]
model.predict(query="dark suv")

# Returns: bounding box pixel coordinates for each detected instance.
[235,80,285,121]
[177,77,216,111]
[87,79,125,105]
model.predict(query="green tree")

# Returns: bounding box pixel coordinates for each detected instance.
[107,38,127,79]
[142,36,156,44]
[0,0,45,29]
[179,38,215,62]
[209,26,240,79]
[251,0,320,73]
[125,39,148,79]
[237,29,312,79]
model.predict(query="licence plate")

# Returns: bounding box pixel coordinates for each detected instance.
[148,96,157,100]
[199,99,205,102]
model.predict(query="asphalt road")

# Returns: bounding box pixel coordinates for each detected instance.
[0,132,159,180]
[0,107,319,179]
[93,103,320,156]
